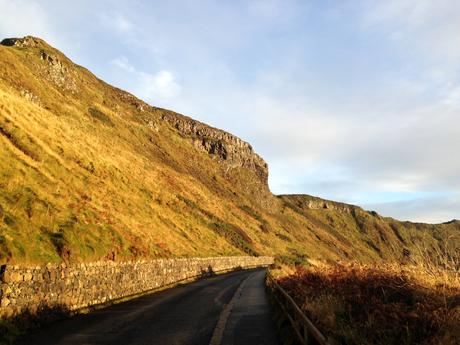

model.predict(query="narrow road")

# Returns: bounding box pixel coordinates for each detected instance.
[18,268,281,345]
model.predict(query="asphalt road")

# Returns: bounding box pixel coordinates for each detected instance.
[18,268,281,345]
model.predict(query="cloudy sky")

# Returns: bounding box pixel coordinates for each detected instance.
[1,0,459,223]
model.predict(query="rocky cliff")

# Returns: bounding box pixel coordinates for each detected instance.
[160,111,269,184]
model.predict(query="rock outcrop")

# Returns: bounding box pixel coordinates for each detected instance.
[1,36,77,92]
[112,90,270,185]
[281,194,363,214]
[38,50,77,92]
[160,111,269,184]
[1,36,42,48]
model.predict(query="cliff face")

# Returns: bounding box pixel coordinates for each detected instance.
[160,111,269,184]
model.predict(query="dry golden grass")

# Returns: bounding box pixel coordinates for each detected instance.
[277,259,460,345]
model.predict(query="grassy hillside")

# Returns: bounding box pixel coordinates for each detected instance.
[0,36,458,265]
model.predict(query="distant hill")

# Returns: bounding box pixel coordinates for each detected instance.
[0,36,458,265]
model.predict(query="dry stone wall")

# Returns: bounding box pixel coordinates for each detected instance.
[0,256,273,319]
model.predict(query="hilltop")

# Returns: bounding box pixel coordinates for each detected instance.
[0,36,458,265]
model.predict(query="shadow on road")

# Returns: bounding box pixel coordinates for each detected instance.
[1,304,72,344]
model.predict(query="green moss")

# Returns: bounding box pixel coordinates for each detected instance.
[239,204,272,233]
[0,233,12,261]
[276,251,309,266]
[3,214,15,226]
[239,205,264,223]
[88,107,115,127]
[209,221,258,256]
[48,231,65,250]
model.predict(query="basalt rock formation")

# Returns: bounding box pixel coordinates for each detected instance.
[282,194,360,214]
[160,111,269,184]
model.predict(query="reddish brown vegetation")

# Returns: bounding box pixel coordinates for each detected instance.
[277,264,460,345]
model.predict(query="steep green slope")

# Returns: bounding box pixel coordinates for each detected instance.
[0,36,458,265]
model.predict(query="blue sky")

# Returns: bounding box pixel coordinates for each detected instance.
[1,0,459,223]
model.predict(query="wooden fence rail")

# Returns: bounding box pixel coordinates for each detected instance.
[266,272,333,345]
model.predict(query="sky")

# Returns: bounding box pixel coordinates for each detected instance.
[1,0,459,223]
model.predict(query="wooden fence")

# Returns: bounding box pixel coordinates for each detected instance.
[266,272,333,345]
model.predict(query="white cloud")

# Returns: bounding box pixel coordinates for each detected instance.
[139,70,181,100]
[100,12,135,33]
[361,0,460,61]
[364,192,460,223]
[111,57,181,102]
[442,86,460,108]
[0,0,56,43]
[114,14,133,32]
[112,56,136,73]
[248,0,291,20]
